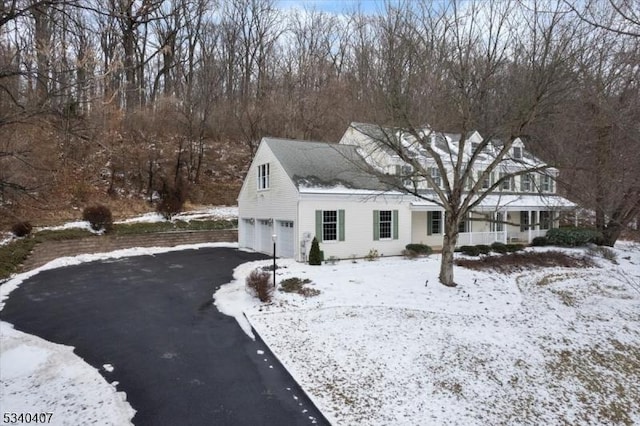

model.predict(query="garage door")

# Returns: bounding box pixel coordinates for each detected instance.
[276,221,295,258]
[241,218,255,249]
[257,219,273,254]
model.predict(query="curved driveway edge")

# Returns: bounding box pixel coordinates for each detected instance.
[1,247,329,426]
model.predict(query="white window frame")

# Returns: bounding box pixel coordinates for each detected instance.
[491,212,504,232]
[513,146,522,159]
[379,210,392,239]
[430,167,441,188]
[257,163,270,190]
[458,214,470,233]
[521,174,532,192]
[542,175,554,192]
[479,171,491,189]
[540,211,552,230]
[428,211,442,235]
[401,165,413,187]
[322,210,338,242]
[500,172,511,191]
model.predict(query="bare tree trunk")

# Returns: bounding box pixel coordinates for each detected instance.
[32,3,52,105]
[439,215,459,287]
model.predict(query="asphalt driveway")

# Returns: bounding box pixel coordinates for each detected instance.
[1,247,328,426]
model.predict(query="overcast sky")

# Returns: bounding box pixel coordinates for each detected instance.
[275,0,383,14]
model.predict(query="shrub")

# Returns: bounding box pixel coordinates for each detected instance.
[490,242,507,254]
[531,236,549,247]
[459,245,481,256]
[365,248,379,261]
[82,205,113,232]
[279,277,320,297]
[476,244,491,255]
[245,269,273,302]
[586,245,618,264]
[405,243,432,256]
[156,179,187,220]
[546,227,603,247]
[402,249,419,259]
[11,221,33,237]
[506,243,524,252]
[308,237,322,265]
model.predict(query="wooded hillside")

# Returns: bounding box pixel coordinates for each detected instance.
[1,0,638,233]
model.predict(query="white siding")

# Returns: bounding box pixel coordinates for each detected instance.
[238,142,300,257]
[298,196,412,260]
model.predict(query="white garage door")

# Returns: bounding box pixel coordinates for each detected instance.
[257,219,273,254]
[276,221,295,258]
[241,218,255,249]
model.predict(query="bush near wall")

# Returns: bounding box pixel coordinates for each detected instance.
[405,243,433,256]
[459,245,481,256]
[11,222,33,237]
[82,205,113,232]
[531,236,549,246]
[546,227,603,247]
[490,242,508,253]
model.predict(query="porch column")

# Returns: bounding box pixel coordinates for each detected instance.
[503,210,508,243]
[574,209,578,227]
[528,210,532,242]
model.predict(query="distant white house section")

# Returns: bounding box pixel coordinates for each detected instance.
[237,123,577,261]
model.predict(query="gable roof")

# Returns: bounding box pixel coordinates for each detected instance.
[344,122,549,168]
[263,137,391,192]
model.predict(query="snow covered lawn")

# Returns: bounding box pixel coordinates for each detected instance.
[217,243,640,425]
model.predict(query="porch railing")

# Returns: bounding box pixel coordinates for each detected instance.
[456,232,506,246]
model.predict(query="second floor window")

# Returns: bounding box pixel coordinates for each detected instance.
[479,171,492,189]
[258,163,270,190]
[521,174,533,192]
[500,172,512,191]
[430,167,441,188]
[542,175,554,192]
[401,165,413,187]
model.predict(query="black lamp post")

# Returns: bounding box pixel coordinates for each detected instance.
[271,234,277,287]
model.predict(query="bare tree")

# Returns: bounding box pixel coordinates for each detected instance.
[535,3,640,245]
[353,0,578,287]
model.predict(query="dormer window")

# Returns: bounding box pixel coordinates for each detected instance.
[258,163,270,190]
[513,147,522,159]
[471,142,479,153]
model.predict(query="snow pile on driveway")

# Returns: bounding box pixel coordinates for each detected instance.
[0,322,135,425]
[216,243,640,425]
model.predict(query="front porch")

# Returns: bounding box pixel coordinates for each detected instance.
[410,209,562,248]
